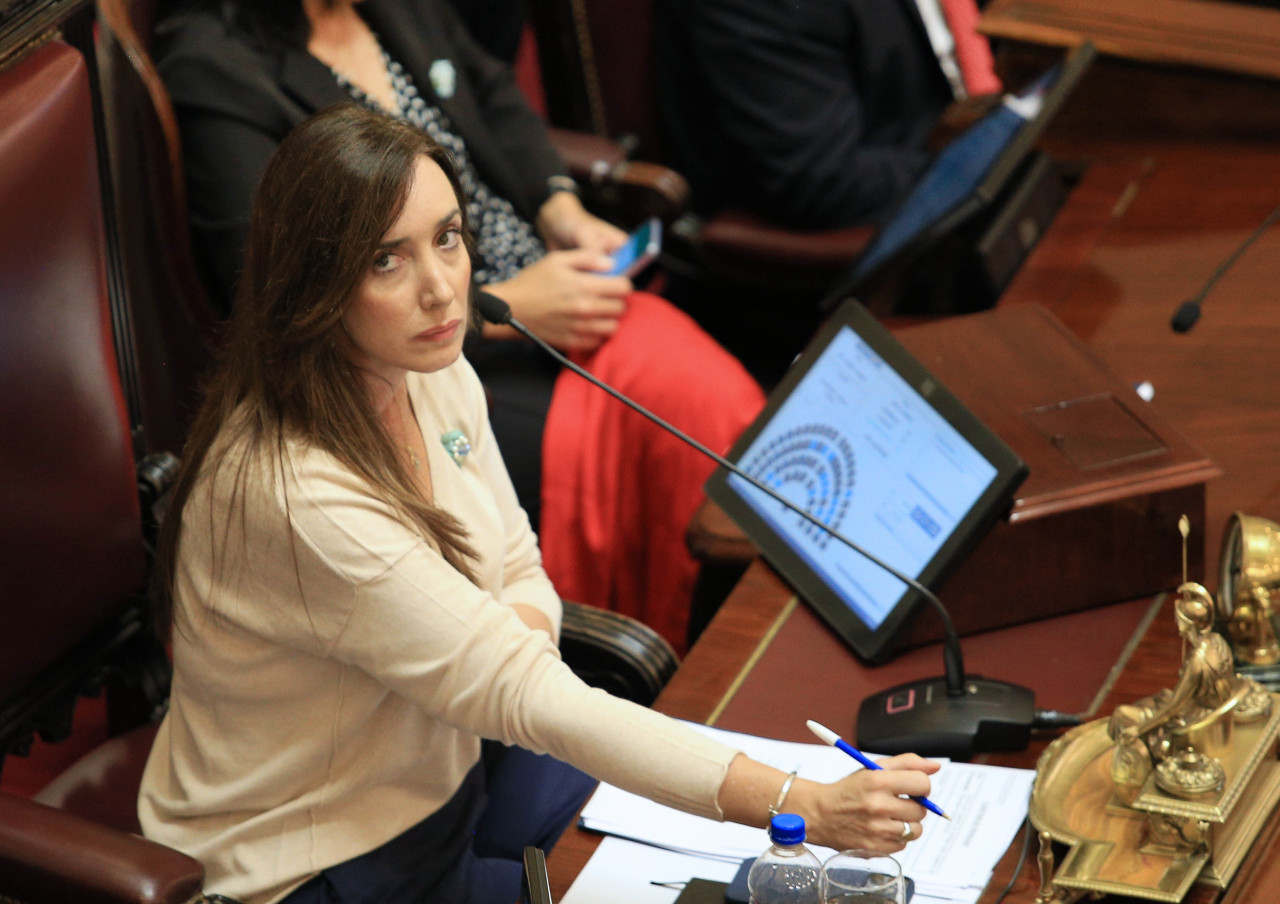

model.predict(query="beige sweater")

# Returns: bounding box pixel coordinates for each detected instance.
[138,357,739,904]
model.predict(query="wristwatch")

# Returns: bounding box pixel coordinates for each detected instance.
[540,174,580,207]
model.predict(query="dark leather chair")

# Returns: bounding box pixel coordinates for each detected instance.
[0,23,205,903]
[96,0,219,456]
[560,602,678,704]
[0,29,165,788]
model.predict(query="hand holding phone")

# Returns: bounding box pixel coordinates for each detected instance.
[606,217,662,278]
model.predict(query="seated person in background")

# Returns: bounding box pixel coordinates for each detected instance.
[656,0,991,229]
[138,103,941,904]
[154,0,765,650]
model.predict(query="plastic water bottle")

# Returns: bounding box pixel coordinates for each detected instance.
[747,813,822,903]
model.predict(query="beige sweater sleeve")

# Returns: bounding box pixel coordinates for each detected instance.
[250,363,741,820]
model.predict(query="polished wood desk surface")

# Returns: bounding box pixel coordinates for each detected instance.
[548,144,1280,900]
[983,0,1280,81]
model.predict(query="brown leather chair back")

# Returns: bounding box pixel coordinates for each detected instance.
[529,0,665,160]
[581,0,664,159]
[97,0,217,455]
[0,25,170,797]
[0,39,146,710]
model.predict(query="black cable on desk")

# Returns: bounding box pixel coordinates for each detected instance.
[1031,709,1082,731]
[991,817,1034,904]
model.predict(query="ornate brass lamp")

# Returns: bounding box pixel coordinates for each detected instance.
[1217,513,1280,666]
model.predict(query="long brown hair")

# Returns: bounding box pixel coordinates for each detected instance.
[156,102,478,631]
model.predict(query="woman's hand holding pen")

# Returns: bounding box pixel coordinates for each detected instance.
[717,752,941,856]
[793,753,941,854]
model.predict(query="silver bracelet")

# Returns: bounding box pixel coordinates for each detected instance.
[769,771,799,819]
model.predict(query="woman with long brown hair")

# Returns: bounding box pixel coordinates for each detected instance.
[152,0,769,652]
[140,104,939,904]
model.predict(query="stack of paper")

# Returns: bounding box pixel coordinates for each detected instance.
[576,722,1034,904]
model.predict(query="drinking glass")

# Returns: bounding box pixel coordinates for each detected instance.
[820,849,904,904]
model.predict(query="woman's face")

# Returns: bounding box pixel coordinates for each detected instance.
[341,155,471,386]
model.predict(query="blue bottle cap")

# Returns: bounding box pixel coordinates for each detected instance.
[769,813,806,845]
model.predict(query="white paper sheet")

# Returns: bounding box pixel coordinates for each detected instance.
[895,760,1034,890]
[577,722,1032,902]
[579,721,874,861]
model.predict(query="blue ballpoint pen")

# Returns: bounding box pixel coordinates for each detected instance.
[807,720,950,820]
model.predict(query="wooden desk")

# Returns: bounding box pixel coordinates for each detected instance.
[999,145,1280,564]
[549,144,1280,901]
[982,0,1280,81]
[984,2,1280,160]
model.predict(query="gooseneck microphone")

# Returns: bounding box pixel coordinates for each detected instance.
[476,290,1061,757]
[474,291,964,687]
[1171,202,1280,333]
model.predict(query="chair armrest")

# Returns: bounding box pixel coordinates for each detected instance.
[679,209,876,295]
[685,498,755,567]
[697,210,876,271]
[560,601,679,706]
[546,126,627,175]
[0,792,204,904]
[546,127,690,224]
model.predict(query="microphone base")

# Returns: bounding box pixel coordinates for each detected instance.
[856,675,1036,759]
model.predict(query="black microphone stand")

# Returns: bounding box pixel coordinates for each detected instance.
[1172,202,1280,333]
[476,291,1052,757]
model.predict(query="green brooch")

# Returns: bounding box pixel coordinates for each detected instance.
[440,428,471,466]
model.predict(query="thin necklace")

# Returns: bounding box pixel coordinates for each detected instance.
[397,391,422,471]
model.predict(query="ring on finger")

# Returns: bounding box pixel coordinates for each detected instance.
[900,821,912,841]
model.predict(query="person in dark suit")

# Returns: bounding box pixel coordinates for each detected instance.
[442,0,526,63]
[153,0,766,650]
[657,0,955,229]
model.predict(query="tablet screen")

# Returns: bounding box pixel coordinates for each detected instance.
[706,301,1026,662]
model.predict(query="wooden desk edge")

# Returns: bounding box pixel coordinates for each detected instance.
[981,0,1280,82]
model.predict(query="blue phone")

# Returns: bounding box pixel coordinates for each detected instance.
[607,217,662,277]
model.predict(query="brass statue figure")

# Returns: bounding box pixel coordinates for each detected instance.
[1030,516,1280,903]
[1109,583,1272,802]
